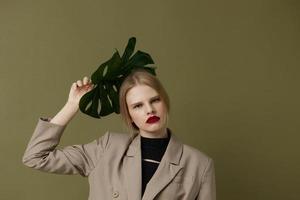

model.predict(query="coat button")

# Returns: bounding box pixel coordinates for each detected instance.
[112,191,119,198]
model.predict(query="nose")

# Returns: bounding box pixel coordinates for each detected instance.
[145,103,155,115]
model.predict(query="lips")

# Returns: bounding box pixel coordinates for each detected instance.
[146,116,160,123]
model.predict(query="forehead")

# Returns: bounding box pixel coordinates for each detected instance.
[126,85,159,104]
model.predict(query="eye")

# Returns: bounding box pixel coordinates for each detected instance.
[133,104,142,109]
[152,97,161,103]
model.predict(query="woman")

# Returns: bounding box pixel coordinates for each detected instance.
[22,69,216,200]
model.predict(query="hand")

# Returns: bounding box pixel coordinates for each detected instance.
[67,76,94,108]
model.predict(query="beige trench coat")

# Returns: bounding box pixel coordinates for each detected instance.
[22,118,216,200]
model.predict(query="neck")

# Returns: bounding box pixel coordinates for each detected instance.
[139,128,168,138]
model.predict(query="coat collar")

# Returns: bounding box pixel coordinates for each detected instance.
[124,128,183,200]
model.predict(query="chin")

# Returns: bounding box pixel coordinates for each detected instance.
[145,125,164,133]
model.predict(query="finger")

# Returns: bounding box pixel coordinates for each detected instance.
[87,84,94,91]
[70,83,78,95]
[76,80,83,87]
[71,82,77,90]
[83,76,89,85]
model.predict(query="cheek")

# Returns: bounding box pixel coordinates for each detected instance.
[127,109,134,121]
[158,103,167,113]
[128,110,140,122]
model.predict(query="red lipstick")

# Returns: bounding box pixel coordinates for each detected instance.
[146,116,160,123]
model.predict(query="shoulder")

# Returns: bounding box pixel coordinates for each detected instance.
[183,144,212,161]
[100,130,132,149]
[180,143,214,171]
[179,143,214,183]
[107,130,131,141]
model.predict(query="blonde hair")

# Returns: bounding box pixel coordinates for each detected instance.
[119,69,170,136]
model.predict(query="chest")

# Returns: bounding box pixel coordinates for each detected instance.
[87,153,199,200]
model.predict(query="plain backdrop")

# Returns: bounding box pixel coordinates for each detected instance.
[0,0,299,199]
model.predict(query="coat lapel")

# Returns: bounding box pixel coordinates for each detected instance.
[124,133,142,200]
[142,129,183,200]
[124,128,183,200]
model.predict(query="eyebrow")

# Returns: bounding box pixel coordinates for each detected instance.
[130,95,160,107]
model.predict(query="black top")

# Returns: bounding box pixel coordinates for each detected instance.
[140,130,171,197]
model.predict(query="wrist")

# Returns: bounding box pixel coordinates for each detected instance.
[65,101,79,111]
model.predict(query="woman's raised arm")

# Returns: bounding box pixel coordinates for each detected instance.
[22,76,103,177]
[50,76,94,126]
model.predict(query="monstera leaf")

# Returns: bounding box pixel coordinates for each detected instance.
[79,37,156,119]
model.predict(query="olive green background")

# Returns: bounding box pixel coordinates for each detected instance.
[1,0,299,199]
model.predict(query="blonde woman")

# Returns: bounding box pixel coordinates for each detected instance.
[22,69,216,200]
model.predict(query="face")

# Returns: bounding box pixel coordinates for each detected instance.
[126,84,168,138]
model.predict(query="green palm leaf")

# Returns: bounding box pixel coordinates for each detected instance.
[79,37,156,119]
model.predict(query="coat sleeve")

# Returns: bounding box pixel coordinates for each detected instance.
[196,158,216,200]
[22,117,110,177]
